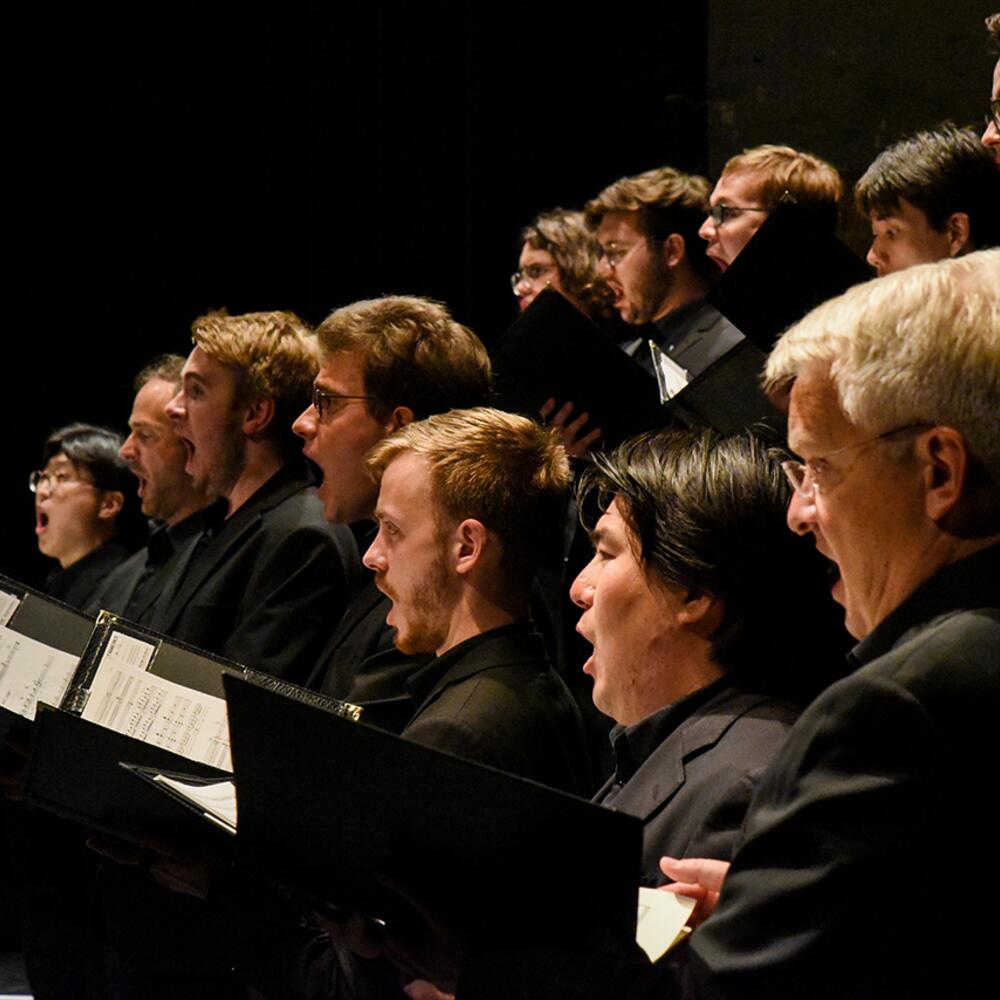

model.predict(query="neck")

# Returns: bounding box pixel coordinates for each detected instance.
[435,589,528,656]
[57,533,111,570]
[651,267,710,323]
[225,441,286,517]
[165,494,214,528]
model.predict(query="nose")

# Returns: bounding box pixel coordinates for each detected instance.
[983,120,1000,161]
[865,239,881,273]
[569,560,596,609]
[292,403,317,441]
[786,488,817,536]
[165,389,185,423]
[120,433,137,463]
[362,532,386,573]
[698,215,715,243]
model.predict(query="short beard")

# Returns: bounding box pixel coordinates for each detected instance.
[391,549,455,656]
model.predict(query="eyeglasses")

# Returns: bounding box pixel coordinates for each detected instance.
[311,387,375,422]
[708,204,769,227]
[597,238,651,269]
[986,98,1000,132]
[781,423,930,498]
[510,264,556,295]
[29,469,94,494]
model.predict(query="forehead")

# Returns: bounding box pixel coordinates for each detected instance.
[712,169,766,204]
[787,368,859,454]
[183,345,237,387]
[132,378,176,422]
[378,452,434,515]
[317,350,367,395]
[43,452,78,473]
[871,198,932,227]
[519,243,556,267]
[596,211,643,244]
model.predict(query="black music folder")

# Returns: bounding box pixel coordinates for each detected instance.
[0,574,95,743]
[708,201,872,353]
[22,613,243,841]
[491,289,667,449]
[222,672,644,954]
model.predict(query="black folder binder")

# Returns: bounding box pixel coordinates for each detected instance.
[223,672,644,953]
[708,202,872,353]
[22,615,242,841]
[22,611,362,844]
[0,574,95,743]
[491,289,667,449]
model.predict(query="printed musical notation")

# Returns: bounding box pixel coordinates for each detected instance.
[0,624,81,721]
[81,630,232,770]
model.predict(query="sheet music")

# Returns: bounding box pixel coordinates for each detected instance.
[0,624,80,720]
[636,886,695,962]
[81,632,231,769]
[0,590,21,627]
[153,775,237,833]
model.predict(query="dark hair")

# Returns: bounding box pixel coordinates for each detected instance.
[578,428,846,699]
[316,296,492,421]
[134,353,185,392]
[855,125,1000,249]
[42,424,147,548]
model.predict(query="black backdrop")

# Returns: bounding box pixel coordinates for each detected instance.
[7,3,708,584]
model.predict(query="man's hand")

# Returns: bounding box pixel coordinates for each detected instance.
[658,856,730,929]
[540,398,602,458]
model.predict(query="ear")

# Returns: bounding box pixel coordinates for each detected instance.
[384,405,416,434]
[677,592,722,633]
[943,212,972,256]
[242,396,276,439]
[452,518,489,577]
[98,490,125,521]
[660,233,686,269]
[917,426,968,523]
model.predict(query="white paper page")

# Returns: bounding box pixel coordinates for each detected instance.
[636,886,695,962]
[153,775,237,833]
[0,625,81,720]
[0,590,21,627]
[82,660,232,770]
[101,630,156,672]
[649,341,692,402]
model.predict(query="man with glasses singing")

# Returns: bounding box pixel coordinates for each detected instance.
[458,250,1000,1000]
[293,294,491,711]
[584,166,741,377]
[698,144,842,272]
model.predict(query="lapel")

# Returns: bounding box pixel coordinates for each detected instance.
[154,466,309,634]
[605,689,774,822]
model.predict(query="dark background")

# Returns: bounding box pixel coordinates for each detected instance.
[6,1,996,584]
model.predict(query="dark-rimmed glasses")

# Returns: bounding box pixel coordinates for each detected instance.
[312,387,375,422]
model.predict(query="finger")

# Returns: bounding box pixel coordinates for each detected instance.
[565,412,591,436]
[539,398,556,420]
[404,981,456,1000]
[552,401,575,426]
[578,426,602,449]
[659,856,729,892]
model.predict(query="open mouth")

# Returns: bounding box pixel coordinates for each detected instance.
[35,512,49,534]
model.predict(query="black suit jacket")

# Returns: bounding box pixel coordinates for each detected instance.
[597,684,799,884]
[147,463,360,683]
[401,622,592,795]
